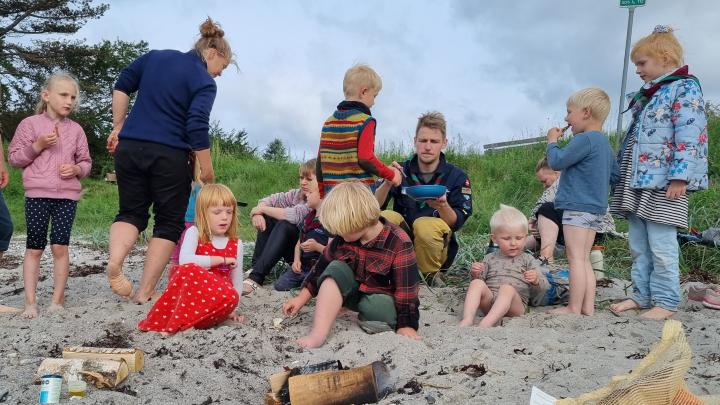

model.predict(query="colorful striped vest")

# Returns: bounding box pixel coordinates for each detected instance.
[318,109,375,195]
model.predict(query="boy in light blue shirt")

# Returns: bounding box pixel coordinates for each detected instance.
[546,88,618,316]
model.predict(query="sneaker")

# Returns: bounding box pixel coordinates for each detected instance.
[703,287,720,310]
[687,282,709,302]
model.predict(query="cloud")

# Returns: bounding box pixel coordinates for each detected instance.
[72,0,719,159]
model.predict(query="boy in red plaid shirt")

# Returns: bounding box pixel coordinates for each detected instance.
[282,182,421,348]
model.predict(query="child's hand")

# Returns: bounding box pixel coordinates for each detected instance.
[291,260,302,274]
[546,127,563,143]
[34,127,59,151]
[666,180,687,200]
[389,166,402,187]
[282,296,305,317]
[59,164,80,179]
[470,262,485,279]
[224,257,237,268]
[524,270,540,286]
[300,239,322,253]
[396,327,421,341]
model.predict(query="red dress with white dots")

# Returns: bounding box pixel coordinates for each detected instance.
[138,239,240,333]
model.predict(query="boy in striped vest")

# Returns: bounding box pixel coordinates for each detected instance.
[316,64,401,197]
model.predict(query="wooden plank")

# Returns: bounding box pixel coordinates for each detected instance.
[63,347,144,373]
[37,358,129,388]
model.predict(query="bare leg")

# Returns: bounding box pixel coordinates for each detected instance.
[479,284,525,328]
[48,244,69,312]
[297,278,343,348]
[550,225,591,315]
[459,279,493,327]
[132,237,174,303]
[537,215,559,263]
[580,230,597,316]
[21,249,43,319]
[107,222,139,298]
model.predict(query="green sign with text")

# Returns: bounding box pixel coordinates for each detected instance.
[620,0,646,7]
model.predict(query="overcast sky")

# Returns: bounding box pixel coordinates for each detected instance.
[73,0,719,159]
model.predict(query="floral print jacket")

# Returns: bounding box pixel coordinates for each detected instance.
[622,78,708,191]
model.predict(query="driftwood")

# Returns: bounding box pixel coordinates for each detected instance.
[36,358,129,388]
[63,346,144,372]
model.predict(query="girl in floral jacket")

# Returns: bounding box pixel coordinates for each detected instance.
[610,25,708,320]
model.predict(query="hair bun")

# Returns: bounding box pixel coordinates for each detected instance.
[199,17,224,38]
[653,25,673,34]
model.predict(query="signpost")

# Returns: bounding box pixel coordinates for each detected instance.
[616,0,646,138]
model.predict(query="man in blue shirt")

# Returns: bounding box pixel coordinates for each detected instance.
[375,112,472,285]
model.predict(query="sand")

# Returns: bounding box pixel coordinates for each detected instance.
[0,238,718,404]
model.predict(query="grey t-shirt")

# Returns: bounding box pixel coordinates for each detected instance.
[480,251,541,306]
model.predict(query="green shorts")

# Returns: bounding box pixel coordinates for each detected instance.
[317,260,397,332]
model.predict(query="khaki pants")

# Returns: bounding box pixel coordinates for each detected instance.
[381,210,450,274]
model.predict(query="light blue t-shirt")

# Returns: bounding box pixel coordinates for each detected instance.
[547,131,619,215]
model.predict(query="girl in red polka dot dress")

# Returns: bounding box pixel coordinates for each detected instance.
[139,184,244,333]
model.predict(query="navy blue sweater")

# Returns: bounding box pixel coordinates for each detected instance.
[547,131,619,215]
[114,50,216,151]
[379,153,473,268]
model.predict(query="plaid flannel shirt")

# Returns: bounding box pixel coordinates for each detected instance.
[302,219,420,330]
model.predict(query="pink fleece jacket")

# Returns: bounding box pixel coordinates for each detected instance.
[8,113,92,201]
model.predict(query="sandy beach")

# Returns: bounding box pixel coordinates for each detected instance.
[1,238,718,404]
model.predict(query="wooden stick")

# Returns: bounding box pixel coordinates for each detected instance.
[37,358,129,388]
[62,347,144,372]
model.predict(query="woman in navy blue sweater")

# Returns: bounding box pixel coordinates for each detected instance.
[106,18,232,303]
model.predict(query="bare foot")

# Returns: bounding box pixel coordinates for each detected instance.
[47,303,64,314]
[548,306,580,315]
[297,334,326,348]
[609,299,640,315]
[131,290,161,305]
[458,318,474,327]
[0,304,21,314]
[107,263,133,298]
[21,303,39,319]
[641,307,674,320]
[227,312,245,324]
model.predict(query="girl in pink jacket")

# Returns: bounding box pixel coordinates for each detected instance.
[8,72,92,320]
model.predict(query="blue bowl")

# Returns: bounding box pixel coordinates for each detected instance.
[402,185,448,201]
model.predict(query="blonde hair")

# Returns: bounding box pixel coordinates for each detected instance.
[567,87,611,124]
[535,156,551,172]
[194,17,233,63]
[320,182,380,235]
[631,26,683,68]
[343,64,382,98]
[489,204,528,234]
[300,158,316,179]
[416,111,447,139]
[194,184,239,244]
[35,71,81,115]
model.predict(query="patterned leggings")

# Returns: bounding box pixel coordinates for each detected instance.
[25,198,77,250]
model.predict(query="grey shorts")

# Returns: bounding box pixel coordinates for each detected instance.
[562,210,604,233]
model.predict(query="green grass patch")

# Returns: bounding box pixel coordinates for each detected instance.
[2,115,719,282]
